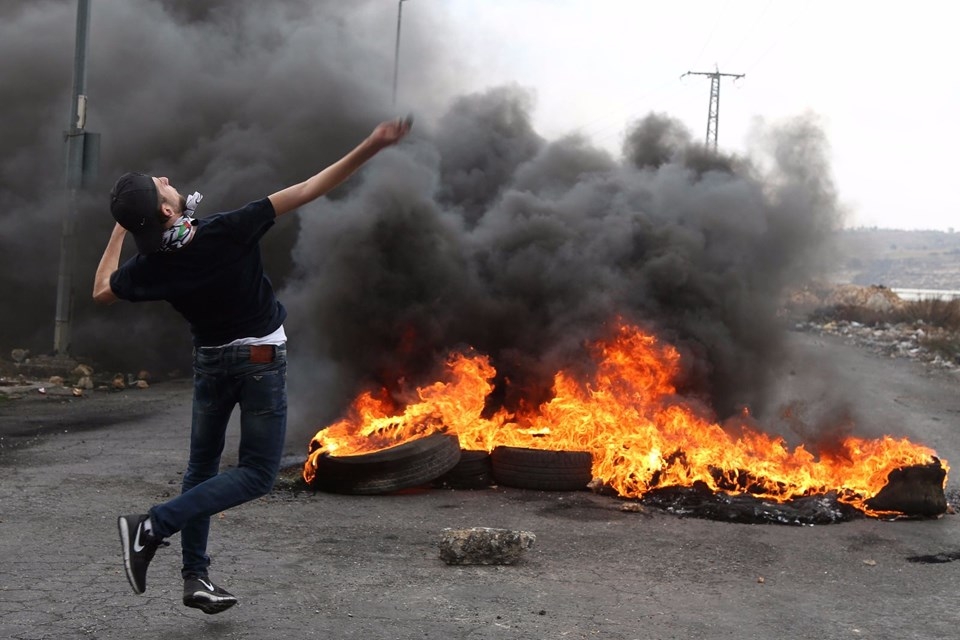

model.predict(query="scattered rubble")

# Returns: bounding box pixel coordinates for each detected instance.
[0,350,159,396]
[788,283,960,373]
[794,320,960,373]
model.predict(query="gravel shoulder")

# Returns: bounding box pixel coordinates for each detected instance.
[1,333,958,640]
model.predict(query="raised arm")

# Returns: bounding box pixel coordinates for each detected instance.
[268,117,411,217]
[92,223,126,304]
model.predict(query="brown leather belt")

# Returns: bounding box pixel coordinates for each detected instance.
[249,345,275,363]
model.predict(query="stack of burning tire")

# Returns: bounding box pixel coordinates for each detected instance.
[311,433,461,495]
[489,446,593,491]
[433,449,495,490]
[309,435,594,495]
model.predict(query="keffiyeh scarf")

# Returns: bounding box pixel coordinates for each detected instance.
[159,191,202,252]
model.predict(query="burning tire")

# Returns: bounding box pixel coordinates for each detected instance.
[311,433,461,495]
[433,449,494,490]
[491,446,594,491]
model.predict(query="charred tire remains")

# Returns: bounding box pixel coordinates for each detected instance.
[311,433,461,495]
[433,449,494,489]
[491,446,594,491]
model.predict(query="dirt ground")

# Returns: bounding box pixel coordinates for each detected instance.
[1,331,959,640]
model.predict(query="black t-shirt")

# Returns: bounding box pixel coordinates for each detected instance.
[110,198,287,347]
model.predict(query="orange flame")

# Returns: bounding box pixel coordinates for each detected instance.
[304,322,946,512]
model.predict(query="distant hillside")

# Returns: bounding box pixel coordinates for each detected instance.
[831,228,960,290]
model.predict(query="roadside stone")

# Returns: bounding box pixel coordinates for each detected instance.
[73,363,94,377]
[48,375,64,386]
[112,374,126,390]
[437,527,536,566]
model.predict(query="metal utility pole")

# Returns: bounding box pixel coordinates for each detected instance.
[54,0,99,356]
[681,67,744,151]
[392,0,410,106]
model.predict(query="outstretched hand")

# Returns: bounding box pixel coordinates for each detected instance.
[369,116,412,150]
[268,115,416,217]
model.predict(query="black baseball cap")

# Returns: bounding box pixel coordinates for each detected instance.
[110,172,162,254]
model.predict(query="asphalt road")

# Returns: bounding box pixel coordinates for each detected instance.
[1,331,959,640]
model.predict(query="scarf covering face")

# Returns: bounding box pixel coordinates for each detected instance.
[159,191,202,252]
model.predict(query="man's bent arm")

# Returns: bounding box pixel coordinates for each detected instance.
[93,223,126,305]
[268,118,410,217]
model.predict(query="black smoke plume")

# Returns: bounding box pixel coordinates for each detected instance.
[0,1,843,447]
[282,98,842,438]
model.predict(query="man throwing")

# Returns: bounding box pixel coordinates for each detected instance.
[93,117,410,613]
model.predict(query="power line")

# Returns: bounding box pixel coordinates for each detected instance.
[681,67,744,151]
[688,0,734,71]
[726,0,773,63]
[742,4,805,75]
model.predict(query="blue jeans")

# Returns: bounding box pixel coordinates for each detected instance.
[149,343,287,577]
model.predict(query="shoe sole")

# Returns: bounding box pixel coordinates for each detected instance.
[184,597,238,615]
[117,516,143,595]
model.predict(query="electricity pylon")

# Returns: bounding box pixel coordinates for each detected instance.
[681,67,744,151]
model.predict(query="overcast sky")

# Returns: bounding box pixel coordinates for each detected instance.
[398,0,959,231]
